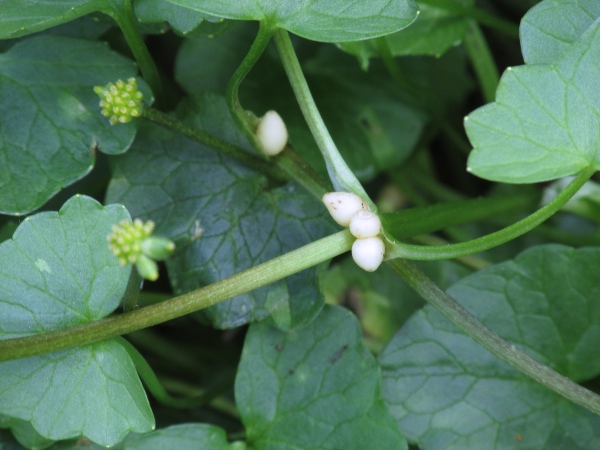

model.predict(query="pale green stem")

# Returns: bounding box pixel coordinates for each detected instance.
[0,231,354,362]
[386,168,595,260]
[273,29,374,209]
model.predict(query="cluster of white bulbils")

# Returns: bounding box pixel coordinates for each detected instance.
[323,192,385,272]
[254,110,384,271]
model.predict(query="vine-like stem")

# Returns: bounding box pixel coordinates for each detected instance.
[464,20,500,104]
[224,23,330,200]
[118,337,234,409]
[273,29,374,209]
[141,106,288,184]
[107,0,164,105]
[0,231,354,362]
[386,168,595,260]
[389,259,600,416]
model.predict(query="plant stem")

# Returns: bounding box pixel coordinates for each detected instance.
[386,168,595,260]
[224,23,330,200]
[464,20,500,104]
[273,29,374,209]
[418,0,519,38]
[141,106,289,184]
[118,337,233,409]
[389,259,600,416]
[0,231,354,362]
[107,0,163,105]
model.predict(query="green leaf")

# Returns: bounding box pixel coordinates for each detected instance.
[0,415,54,450]
[338,0,473,69]
[134,0,218,35]
[0,0,102,38]
[163,0,419,43]
[520,0,600,64]
[117,424,237,449]
[0,35,142,215]
[0,195,153,446]
[175,22,258,96]
[379,244,600,449]
[236,304,407,449]
[465,21,600,183]
[106,93,335,329]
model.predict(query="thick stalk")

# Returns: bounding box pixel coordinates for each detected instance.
[390,259,600,416]
[273,29,374,209]
[386,168,595,260]
[0,231,354,362]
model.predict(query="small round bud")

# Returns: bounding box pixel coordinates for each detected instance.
[135,255,159,282]
[352,237,385,272]
[141,237,176,260]
[256,110,288,156]
[94,78,143,125]
[349,210,381,238]
[322,192,369,227]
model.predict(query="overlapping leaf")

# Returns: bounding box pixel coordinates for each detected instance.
[379,245,600,450]
[0,35,142,215]
[118,424,236,449]
[164,0,419,42]
[236,305,407,449]
[106,93,335,329]
[134,0,218,35]
[338,0,473,69]
[0,195,153,446]
[521,0,600,64]
[465,20,600,183]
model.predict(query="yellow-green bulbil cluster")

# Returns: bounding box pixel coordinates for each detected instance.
[107,219,175,281]
[94,78,143,125]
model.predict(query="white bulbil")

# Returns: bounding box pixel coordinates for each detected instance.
[322,192,368,227]
[352,237,385,272]
[256,110,288,156]
[349,210,381,238]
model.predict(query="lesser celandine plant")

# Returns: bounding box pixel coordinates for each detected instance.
[0,0,600,448]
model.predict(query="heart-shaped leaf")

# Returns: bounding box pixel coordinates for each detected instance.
[106,93,335,329]
[236,304,408,449]
[465,20,600,183]
[520,0,600,64]
[0,195,153,446]
[379,244,600,449]
[163,0,419,42]
[0,35,142,215]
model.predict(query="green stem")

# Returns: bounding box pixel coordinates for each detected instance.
[117,337,234,409]
[224,23,330,200]
[418,0,519,38]
[390,259,600,416]
[141,106,288,185]
[464,20,500,104]
[0,231,354,362]
[107,0,163,105]
[226,22,273,129]
[386,168,595,260]
[273,29,374,209]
